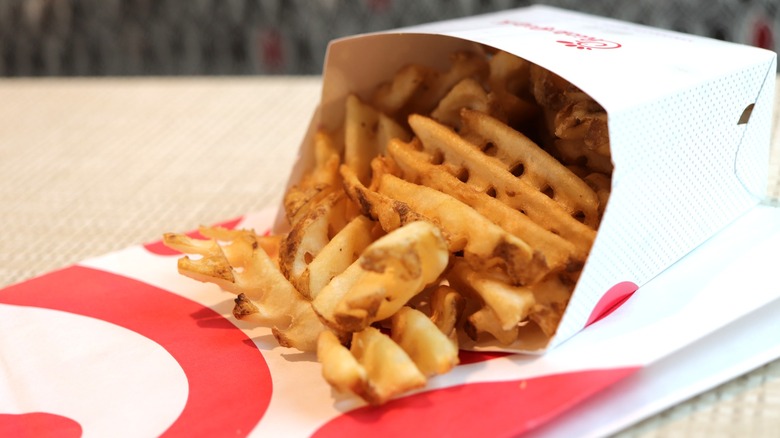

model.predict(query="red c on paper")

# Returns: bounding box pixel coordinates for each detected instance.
[0,266,272,437]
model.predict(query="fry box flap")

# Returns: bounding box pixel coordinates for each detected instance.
[283,5,776,353]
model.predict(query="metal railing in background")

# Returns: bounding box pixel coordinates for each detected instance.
[0,0,777,77]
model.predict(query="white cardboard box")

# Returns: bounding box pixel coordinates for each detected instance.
[285,5,777,350]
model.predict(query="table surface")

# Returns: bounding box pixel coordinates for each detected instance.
[1,76,779,437]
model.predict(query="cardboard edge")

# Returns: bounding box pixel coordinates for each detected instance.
[735,55,778,203]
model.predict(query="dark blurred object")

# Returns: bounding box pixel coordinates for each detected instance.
[0,0,777,76]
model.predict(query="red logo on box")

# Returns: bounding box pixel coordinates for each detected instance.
[498,19,623,50]
[556,39,622,50]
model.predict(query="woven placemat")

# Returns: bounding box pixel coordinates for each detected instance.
[0,77,319,286]
[0,76,778,436]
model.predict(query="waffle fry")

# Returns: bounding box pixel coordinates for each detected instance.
[372,50,489,119]
[555,100,610,156]
[529,63,613,176]
[529,63,580,112]
[391,306,459,376]
[317,330,368,396]
[552,138,614,175]
[386,137,575,272]
[584,172,613,217]
[447,258,573,344]
[165,48,615,406]
[283,131,342,225]
[375,172,548,283]
[448,260,535,333]
[371,63,431,117]
[466,305,521,345]
[279,191,353,298]
[163,228,332,351]
[428,285,465,342]
[318,327,426,405]
[406,113,597,262]
[486,50,539,127]
[526,274,575,338]
[459,109,601,228]
[345,94,411,185]
[318,306,460,405]
[305,215,378,299]
[488,50,531,97]
[311,221,449,332]
[342,164,551,286]
[430,78,493,130]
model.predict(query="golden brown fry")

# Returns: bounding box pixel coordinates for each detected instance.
[342,159,550,285]
[527,274,573,338]
[387,137,575,273]
[466,306,521,345]
[459,109,601,228]
[529,60,613,177]
[317,327,430,405]
[448,260,535,333]
[552,138,614,175]
[340,162,426,231]
[584,172,612,217]
[311,220,449,332]
[529,63,581,112]
[233,293,259,319]
[416,50,490,114]
[163,228,330,352]
[429,285,465,341]
[279,191,352,298]
[372,63,434,116]
[272,302,337,350]
[317,330,368,396]
[407,113,597,262]
[304,215,378,299]
[391,306,459,377]
[163,232,235,284]
[488,50,531,98]
[377,172,549,285]
[554,100,611,157]
[283,130,342,225]
[430,59,537,132]
[345,94,411,185]
[350,327,427,405]
[487,51,539,125]
[373,51,489,119]
[431,78,492,130]
[198,226,281,267]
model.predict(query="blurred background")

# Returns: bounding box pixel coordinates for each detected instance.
[0,0,777,77]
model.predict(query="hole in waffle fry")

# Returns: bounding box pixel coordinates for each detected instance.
[431,149,445,165]
[327,223,339,240]
[165,46,613,406]
[482,142,498,156]
[510,163,525,177]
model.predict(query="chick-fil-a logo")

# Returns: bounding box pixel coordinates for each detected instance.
[497,20,623,50]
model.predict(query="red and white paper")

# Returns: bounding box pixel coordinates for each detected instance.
[2,205,780,437]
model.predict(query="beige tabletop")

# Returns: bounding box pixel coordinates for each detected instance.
[1,77,779,437]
